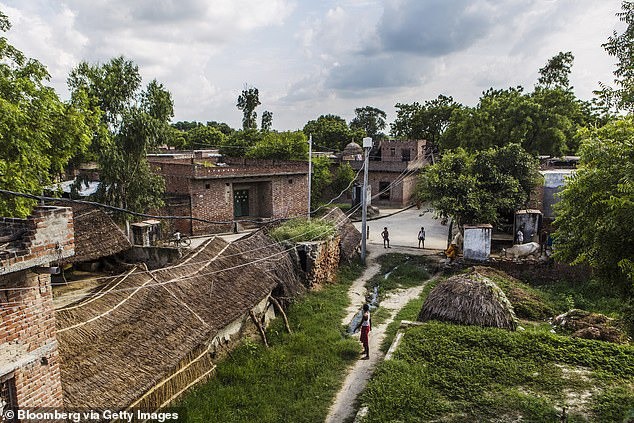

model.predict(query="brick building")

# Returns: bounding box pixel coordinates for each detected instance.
[0,207,74,413]
[347,139,428,207]
[149,154,309,235]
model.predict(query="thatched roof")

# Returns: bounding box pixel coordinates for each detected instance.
[64,204,131,263]
[320,207,361,261]
[418,271,518,330]
[55,231,305,410]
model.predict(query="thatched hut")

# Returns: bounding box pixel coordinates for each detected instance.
[418,272,518,330]
[56,230,305,410]
[62,204,131,264]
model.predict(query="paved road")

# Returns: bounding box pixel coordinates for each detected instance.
[354,206,449,251]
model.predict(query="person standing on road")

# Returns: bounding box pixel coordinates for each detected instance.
[418,226,426,248]
[381,227,391,248]
[355,304,372,359]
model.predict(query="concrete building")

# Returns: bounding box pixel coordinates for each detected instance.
[149,155,309,235]
[0,207,74,413]
[463,224,493,261]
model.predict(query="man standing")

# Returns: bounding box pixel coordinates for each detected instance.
[381,227,391,248]
[418,226,426,248]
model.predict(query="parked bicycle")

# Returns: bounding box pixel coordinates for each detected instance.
[168,231,191,247]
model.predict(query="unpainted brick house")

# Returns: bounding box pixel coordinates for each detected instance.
[347,139,428,207]
[149,155,309,235]
[0,207,74,413]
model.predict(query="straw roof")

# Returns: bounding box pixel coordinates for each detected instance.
[418,271,518,330]
[341,142,363,157]
[64,204,131,263]
[320,207,361,261]
[56,231,305,410]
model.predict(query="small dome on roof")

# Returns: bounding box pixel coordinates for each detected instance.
[342,142,363,156]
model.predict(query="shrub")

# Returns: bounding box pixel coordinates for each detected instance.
[269,218,336,243]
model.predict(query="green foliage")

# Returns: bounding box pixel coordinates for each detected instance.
[537,51,575,89]
[0,13,95,216]
[178,262,364,423]
[416,144,540,226]
[220,129,263,157]
[363,322,634,422]
[188,125,227,148]
[269,218,336,243]
[331,162,356,196]
[237,86,260,130]
[68,56,173,214]
[303,114,357,152]
[246,131,308,160]
[261,110,273,132]
[349,106,385,140]
[310,156,333,208]
[553,117,634,293]
[596,0,634,113]
[391,95,461,145]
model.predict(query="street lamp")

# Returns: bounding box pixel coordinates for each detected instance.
[360,137,372,263]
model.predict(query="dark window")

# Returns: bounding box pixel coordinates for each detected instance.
[1,374,18,422]
[233,189,250,217]
[390,148,396,157]
[401,148,411,162]
[288,179,293,184]
[379,182,390,200]
[205,183,211,189]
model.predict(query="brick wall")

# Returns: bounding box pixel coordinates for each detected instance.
[0,206,74,410]
[295,236,341,288]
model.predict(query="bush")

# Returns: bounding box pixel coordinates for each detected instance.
[269,218,336,243]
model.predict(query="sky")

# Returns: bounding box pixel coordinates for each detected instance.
[0,0,625,131]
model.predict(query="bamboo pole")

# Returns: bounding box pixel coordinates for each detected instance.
[249,310,269,348]
[270,296,292,334]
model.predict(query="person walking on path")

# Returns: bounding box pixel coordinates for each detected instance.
[354,304,372,359]
[381,227,391,248]
[418,226,426,248]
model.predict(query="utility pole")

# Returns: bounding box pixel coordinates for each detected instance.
[307,134,312,220]
[360,137,372,264]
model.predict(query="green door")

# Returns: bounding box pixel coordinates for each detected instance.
[234,189,249,217]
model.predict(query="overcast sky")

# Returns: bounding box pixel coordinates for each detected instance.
[0,0,625,131]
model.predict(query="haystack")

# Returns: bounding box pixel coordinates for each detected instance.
[418,271,518,330]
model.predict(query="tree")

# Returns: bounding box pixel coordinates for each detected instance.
[303,114,354,151]
[0,12,94,216]
[310,156,333,209]
[595,1,634,113]
[68,56,173,214]
[416,144,540,227]
[188,125,227,148]
[391,95,461,146]
[537,51,575,89]
[554,117,634,292]
[236,86,261,130]
[246,131,308,160]
[350,106,386,139]
[261,110,273,132]
[220,129,263,157]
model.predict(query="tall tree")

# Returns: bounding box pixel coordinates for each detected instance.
[68,56,172,214]
[303,114,354,151]
[246,131,308,160]
[349,106,386,140]
[188,125,227,148]
[554,117,634,293]
[0,12,94,216]
[537,51,575,89]
[236,86,261,130]
[391,95,461,146]
[596,0,634,113]
[261,110,273,132]
[416,144,540,227]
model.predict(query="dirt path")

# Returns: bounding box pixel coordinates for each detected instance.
[325,245,431,423]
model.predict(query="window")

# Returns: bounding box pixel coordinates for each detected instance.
[288,179,293,184]
[390,148,396,157]
[401,148,411,162]
[205,183,211,189]
[379,182,390,200]
[1,374,17,422]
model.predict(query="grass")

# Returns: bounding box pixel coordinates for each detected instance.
[269,218,336,242]
[362,322,634,423]
[178,262,364,423]
[366,253,432,295]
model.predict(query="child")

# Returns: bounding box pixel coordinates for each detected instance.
[381,227,390,248]
[418,226,425,248]
[355,304,372,359]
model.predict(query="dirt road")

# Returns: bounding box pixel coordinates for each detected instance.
[325,243,434,423]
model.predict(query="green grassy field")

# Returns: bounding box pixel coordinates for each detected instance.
[177,262,363,423]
